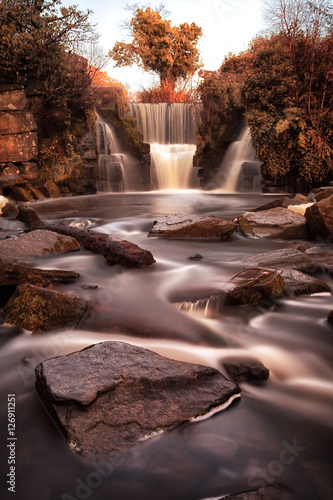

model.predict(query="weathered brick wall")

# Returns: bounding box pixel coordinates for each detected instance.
[0,84,38,179]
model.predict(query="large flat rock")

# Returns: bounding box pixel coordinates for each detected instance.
[239,207,310,240]
[0,229,80,265]
[0,263,80,286]
[35,341,240,461]
[232,248,320,274]
[148,214,236,240]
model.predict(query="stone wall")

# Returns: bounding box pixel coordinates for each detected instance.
[0,84,38,180]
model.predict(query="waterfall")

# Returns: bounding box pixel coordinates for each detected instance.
[129,103,198,190]
[218,127,262,192]
[96,114,125,192]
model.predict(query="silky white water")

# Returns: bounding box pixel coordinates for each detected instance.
[129,103,199,190]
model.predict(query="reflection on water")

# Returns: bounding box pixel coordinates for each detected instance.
[1,192,333,500]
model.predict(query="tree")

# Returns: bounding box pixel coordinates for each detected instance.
[243,27,333,187]
[0,0,98,85]
[109,5,202,91]
[262,0,332,37]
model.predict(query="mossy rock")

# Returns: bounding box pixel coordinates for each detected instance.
[4,284,89,333]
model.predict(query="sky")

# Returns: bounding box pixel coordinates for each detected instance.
[63,0,264,92]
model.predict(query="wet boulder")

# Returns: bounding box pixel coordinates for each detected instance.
[232,248,320,274]
[0,263,80,287]
[277,268,331,296]
[226,268,285,305]
[251,197,304,212]
[239,207,310,240]
[314,186,333,202]
[148,214,236,240]
[0,229,80,265]
[16,204,44,228]
[4,284,89,332]
[42,223,155,268]
[1,201,19,218]
[35,341,240,461]
[304,195,333,243]
[222,358,269,383]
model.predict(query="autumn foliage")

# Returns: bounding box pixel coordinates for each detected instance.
[197,1,333,189]
[110,5,202,101]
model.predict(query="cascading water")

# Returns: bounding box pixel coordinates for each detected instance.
[219,127,263,192]
[129,103,198,190]
[96,114,125,192]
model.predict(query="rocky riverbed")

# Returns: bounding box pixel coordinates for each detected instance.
[0,191,332,500]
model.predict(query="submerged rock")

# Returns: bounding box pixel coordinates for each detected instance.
[219,484,297,500]
[239,207,310,240]
[0,263,80,286]
[226,268,285,305]
[233,248,320,274]
[35,341,240,461]
[305,195,333,243]
[42,223,155,268]
[0,229,80,265]
[4,284,89,332]
[223,358,269,383]
[148,214,236,240]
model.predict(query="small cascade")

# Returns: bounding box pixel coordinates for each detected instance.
[129,102,195,144]
[219,127,262,192]
[129,103,198,190]
[96,115,125,192]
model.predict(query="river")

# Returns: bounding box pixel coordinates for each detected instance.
[1,190,332,500]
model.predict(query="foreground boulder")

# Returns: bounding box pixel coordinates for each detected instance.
[0,229,80,265]
[305,195,333,242]
[4,284,89,332]
[0,263,79,286]
[42,223,155,268]
[239,207,310,240]
[148,214,236,240]
[222,358,269,383]
[35,341,240,461]
[226,268,285,305]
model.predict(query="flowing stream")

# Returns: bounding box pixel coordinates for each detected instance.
[0,191,332,500]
